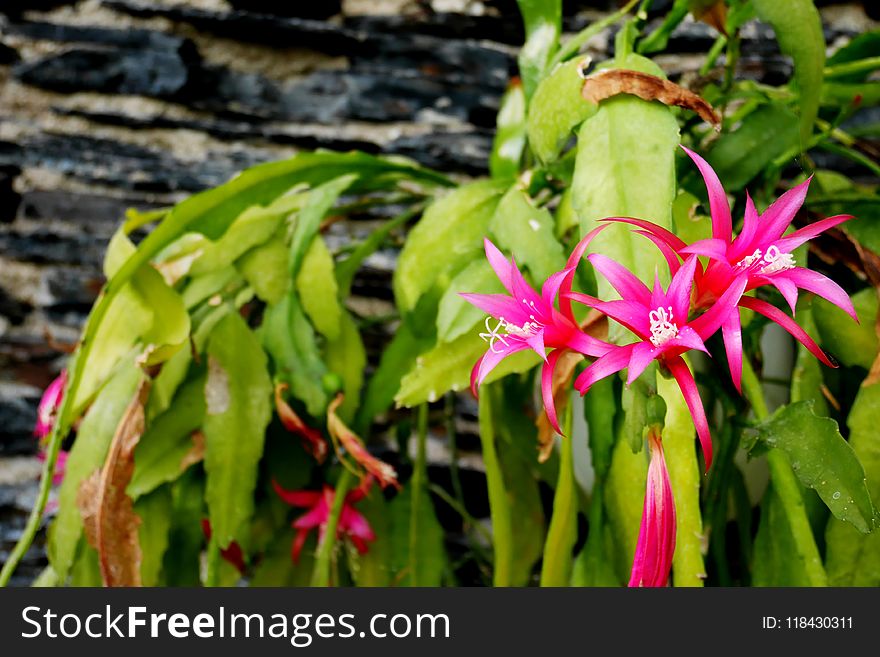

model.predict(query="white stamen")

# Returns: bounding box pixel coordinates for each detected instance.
[649,306,679,347]
[758,244,795,275]
[736,249,763,269]
[479,316,511,354]
[478,301,545,352]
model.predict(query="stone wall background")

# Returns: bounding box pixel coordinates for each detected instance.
[0,0,876,585]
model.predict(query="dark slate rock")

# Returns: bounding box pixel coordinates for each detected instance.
[0,393,39,455]
[227,0,342,21]
[0,164,20,223]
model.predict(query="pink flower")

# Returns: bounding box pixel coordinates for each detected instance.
[607,146,855,390]
[34,371,66,440]
[460,229,613,434]
[629,428,676,587]
[570,254,747,469]
[272,479,376,563]
[34,371,68,487]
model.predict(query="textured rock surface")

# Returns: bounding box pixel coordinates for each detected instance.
[0,0,876,585]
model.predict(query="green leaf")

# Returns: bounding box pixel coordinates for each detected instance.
[395,330,541,407]
[754,0,825,144]
[237,231,290,305]
[296,235,342,341]
[146,345,192,421]
[490,81,527,178]
[181,267,239,309]
[540,424,577,586]
[135,486,173,586]
[516,0,562,100]
[489,186,566,284]
[260,292,328,416]
[250,531,316,586]
[289,174,358,279]
[437,260,505,344]
[638,0,689,54]
[790,304,830,416]
[129,373,207,499]
[48,361,145,581]
[189,200,295,276]
[324,310,367,423]
[605,427,648,581]
[707,103,800,190]
[348,491,392,587]
[825,383,880,585]
[355,318,435,433]
[204,312,273,549]
[752,401,877,533]
[389,486,446,586]
[394,180,508,313]
[752,486,814,586]
[498,443,545,585]
[813,288,878,370]
[527,56,597,164]
[163,469,205,586]
[572,53,679,298]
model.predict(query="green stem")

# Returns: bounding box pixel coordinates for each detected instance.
[700,35,728,76]
[551,0,639,68]
[741,359,827,586]
[204,538,221,588]
[311,468,354,587]
[428,484,493,546]
[824,56,880,79]
[0,409,67,586]
[478,387,513,586]
[406,404,429,586]
[540,405,577,587]
[657,373,706,587]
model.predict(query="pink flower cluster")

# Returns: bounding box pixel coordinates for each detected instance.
[463,146,855,587]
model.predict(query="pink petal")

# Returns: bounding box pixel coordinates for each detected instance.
[730,192,760,261]
[459,292,527,325]
[590,299,652,337]
[273,480,322,508]
[541,351,564,436]
[566,330,615,358]
[775,214,853,253]
[588,254,652,306]
[769,275,799,314]
[666,356,713,470]
[682,145,732,243]
[667,255,699,322]
[628,432,676,587]
[760,177,812,243]
[721,315,744,393]
[525,330,548,362]
[672,325,709,354]
[340,507,376,543]
[293,504,329,530]
[689,275,748,339]
[542,267,574,308]
[474,340,530,390]
[635,229,682,276]
[739,296,834,367]
[627,341,659,385]
[35,371,67,440]
[783,267,857,321]
[680,238,731,261]
[484,238,515,293]
[600,217,687,251]
[574,344,636,394]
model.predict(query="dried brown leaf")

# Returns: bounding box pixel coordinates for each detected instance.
[77,380,151,586]
[582,69,720,126]
[328,393,399,489]
[691,0,728,36]
[274,383,328,462]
